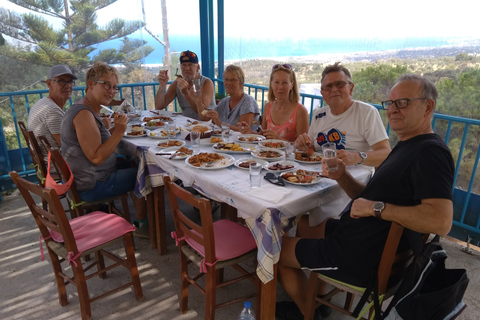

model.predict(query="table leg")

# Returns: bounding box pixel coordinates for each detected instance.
[260,263,278,320]
[221,202,238,221]
[154,186,167,255]
[146,192,156,249]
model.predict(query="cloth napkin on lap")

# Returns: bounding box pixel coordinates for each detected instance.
[246,184,292,203]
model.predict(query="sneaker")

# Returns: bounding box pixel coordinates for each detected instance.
[275,301,329,320]
[317,304,332,318]
[133,222,149,239]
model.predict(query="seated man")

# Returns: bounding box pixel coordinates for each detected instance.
[296,62,391,167]
[276,74,455,320]
[154,50,216,120]
[27,64,77,158]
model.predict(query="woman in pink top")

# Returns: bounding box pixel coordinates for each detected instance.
[239,64,309,142]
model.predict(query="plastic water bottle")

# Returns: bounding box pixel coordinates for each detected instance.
[238,301,255,320]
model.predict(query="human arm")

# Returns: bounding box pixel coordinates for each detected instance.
[179,78,215,118]
[73,110,127,165]
[52,134,61,147]
[295,104,309,139]
[337,139,391,166]
[109,98,125,106]
[155,70,176,110]
[230,113,255,132]
[321,158,366,199]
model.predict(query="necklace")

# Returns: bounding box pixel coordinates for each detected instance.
[85,97,92,108]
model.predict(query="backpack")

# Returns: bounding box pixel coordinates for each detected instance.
[381,234,469,320]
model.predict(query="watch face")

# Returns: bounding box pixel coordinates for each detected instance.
[374,202,384,211]
[360,152,367,159]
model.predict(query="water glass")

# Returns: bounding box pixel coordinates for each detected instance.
[221,124,231,143]
[190,131,201,153]
[192,79,201,96]
[249,162,262,188]
[167,123,177,139]
[285,142,295,160]
[322,142,338,172]
[135,106,143,117]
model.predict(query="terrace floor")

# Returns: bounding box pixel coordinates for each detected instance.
[0,190,479,320]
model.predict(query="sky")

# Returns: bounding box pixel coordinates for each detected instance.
[2,0,479,40]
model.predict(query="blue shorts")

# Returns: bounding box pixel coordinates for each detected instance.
[79,167,137,202]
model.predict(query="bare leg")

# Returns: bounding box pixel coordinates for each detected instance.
[130,191,147,220]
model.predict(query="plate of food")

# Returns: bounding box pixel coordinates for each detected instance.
[201,136,224,146]
[258,139,287,149]
[294,150,323,164]
[143,120,166,130]
[212,142,255,153]
[185,152,235,169]
[148,128,180,139]
[280,169,324,185]
[235,134,266,143]
[264,160,298,172]
[124,125,149,138]
[157,146,193,160]
[156,139,185,148]
[251,148,285,161]
[234,158,269,170]
[142,115,173,122]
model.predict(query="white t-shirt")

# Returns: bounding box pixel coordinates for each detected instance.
[308,100,388,152]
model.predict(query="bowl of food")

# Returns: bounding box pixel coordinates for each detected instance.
[258,139,286,149]
[251,148,285,161]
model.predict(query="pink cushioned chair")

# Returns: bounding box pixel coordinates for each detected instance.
[162,175,260,320]
[9,171,143,320]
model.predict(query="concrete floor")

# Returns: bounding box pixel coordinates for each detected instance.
[1,190,479,320]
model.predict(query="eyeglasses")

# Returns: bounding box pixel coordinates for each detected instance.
[50,79,75,87]
[272,64,292,70]
[181,51,197,58]
[381,98,427,110]
[321,81,351,91]
[224,78,239,82]
[96,80,120,93]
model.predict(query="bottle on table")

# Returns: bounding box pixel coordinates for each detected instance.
[238,301,255,320]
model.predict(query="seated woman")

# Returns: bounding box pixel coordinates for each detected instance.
[60,62,146,233]
[203,65,260,131]
[239,64,309,142]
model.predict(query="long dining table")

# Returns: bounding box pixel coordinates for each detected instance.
[119,110,374,320]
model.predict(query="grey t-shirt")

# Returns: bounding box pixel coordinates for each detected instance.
[175,74,216,120]
[60,104,116,192]
[214,94,260,126]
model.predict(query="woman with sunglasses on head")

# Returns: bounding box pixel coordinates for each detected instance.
[61,62,147,232]
[239,64,309,142]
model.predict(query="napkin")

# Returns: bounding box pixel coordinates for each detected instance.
[118,99,134,113]
[246,184,292,203]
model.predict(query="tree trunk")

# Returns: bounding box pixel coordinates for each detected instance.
[161,0,170,74]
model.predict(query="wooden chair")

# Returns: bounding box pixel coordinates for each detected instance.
[9,171,144,320]
[41,141,131,223]
[163,175,260,320]
[304,222,416,320]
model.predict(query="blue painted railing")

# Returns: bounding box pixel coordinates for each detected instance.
[1,81,479,244]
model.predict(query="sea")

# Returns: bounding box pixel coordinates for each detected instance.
[93,34,477,65]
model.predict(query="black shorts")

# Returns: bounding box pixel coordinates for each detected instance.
[295,219,340,272]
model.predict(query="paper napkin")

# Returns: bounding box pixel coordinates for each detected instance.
[246,184,292,203]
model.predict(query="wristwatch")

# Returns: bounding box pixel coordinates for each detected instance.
[357,152,367,165]
[373,201,385,220]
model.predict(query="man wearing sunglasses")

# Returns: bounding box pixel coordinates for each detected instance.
[276,75,454,320]
[154,50,216,120]
[28,64,77,159]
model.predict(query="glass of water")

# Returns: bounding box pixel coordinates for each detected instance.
[221,124,230,143]
[249,162,262,188]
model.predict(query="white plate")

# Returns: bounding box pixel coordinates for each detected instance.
[212,142,255,153]
[143,121,167,130]
[234,158,269,170]
[280,170,323,185]
[158,146,193,160]
[148,129,180,139]
[258,139,287,150]
[141,115,173,122]
[294,152,323,164]
[124,129,150,138]
[235,134,266,143]
[185,153,235,169]
[156,139,186,149]
[251,148,285,161]
[264,160,298,172]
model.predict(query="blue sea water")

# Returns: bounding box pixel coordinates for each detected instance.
[94,34,462,65]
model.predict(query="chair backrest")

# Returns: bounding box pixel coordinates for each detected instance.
[9,171,78,254]
[18,121,48,187]
[162,175,217,263]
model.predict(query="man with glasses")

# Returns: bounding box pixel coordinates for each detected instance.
[28,65,77,159]
[296,62,390,167]
[154,50,216,120]
[276,75,454,320]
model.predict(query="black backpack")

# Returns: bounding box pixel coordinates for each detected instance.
[380,233,469,320]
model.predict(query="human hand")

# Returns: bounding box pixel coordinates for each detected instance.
[237,121,254,134]
[295,133,312,151]
[321,157,346,180]
[205,110,219,121]
[350,198,376,219]
[262,129,279,140]
[176,77,189,94]
[337,150,361,166]
[156,70,169,87]
[113,112,128,132]
[101,117,111,129]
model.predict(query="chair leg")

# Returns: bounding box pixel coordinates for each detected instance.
[204,266,217,320]
[95,251,107,279]
[124,232,144,301]
[71,259,92,320]
[49,250,69,306]
[120,194,131,224]
[179,251,189,313]
[305,272,321,320]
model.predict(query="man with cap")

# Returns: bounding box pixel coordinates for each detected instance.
[28,64,77,158]
[154,50,216,119]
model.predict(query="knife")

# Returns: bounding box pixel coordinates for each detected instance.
[168,150,179,159]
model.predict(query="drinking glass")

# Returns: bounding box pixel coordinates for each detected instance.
[192,79,201,96]
[167,123,177,139]
[286,142,295,160]
[249,162,262,188]
[322,142,338,172]
[221,124,231,143]
[190,131,201,153]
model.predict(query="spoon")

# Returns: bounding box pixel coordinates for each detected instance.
[204,161,215,167]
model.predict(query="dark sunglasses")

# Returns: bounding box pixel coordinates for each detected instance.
[272,64,292,70]
[181,51,197,58]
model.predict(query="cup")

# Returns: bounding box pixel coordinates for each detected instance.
[135,106,143,117]
[221,124,231,143]
[190,131,201,153]
[192,79,201,96]
[322,142,338,172]
[249,162,262,188]
[286,142,295,160]
[167,123,177,139]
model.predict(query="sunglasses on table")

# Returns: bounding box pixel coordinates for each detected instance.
[381,98,428,110]
[321,81,352,91]
[272,64,292,70]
